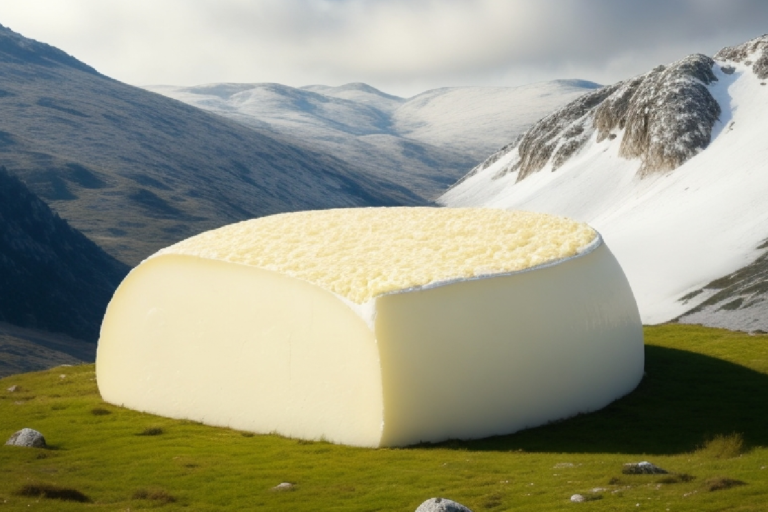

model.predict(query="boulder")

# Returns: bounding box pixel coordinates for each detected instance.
[5,428,46,448]
[622,461,667,474]
[415,497,473,512]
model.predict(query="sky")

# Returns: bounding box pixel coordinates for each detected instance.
[0,0,766,98]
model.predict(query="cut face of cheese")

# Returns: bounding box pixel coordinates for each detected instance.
[97,207,643,447]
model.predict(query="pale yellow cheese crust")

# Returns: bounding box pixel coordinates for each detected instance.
[157,207,596,304]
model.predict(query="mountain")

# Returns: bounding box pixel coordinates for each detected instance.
[0,320,96,378]
[390,80,602,161]
[440,35,768,330]
[0,23,423,266]
[143,80,598,201]
[0,166,128,342]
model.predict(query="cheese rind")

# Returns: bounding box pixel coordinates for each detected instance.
[97,207,643,447]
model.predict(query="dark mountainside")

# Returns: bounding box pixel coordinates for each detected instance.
[0,166,128,342]
[0,23,424,266]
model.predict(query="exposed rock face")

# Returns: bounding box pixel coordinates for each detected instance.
[715,34,768,80]
[465,53,722,183]
[0,167,128,341]
[415,497,473,512]
[512,84,620,180]
[677,239,768,332]
[594,54,720,176]
[5,428,46,448]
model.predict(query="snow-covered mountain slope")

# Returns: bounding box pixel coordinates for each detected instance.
[391,80,601,161]
[144,80,597,200]
[301,82,404,114]
[440,35,768,327]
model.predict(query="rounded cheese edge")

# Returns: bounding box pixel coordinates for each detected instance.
[97,254,385,447]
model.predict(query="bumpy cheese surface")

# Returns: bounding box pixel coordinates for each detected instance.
[157,208,596,304]
[97,207,643,448]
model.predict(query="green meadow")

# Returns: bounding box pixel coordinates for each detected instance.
[1,324,767,511]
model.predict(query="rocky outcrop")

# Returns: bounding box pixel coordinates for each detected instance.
[511,83,620,180]
[594,54,720,176]
[622,461,668,475]
[462,51,727,184]
[676,239,768,332]
[715,34,768,80]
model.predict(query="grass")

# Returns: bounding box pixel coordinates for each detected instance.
[0,324,767,510]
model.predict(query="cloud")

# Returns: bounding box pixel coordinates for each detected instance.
[0,0,766,96]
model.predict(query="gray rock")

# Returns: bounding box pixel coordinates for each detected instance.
[271,482,294,491]
[415,497,473,512]
[570,494,586,503]
[5,428,46,448]
[715,34,768,79]
[622,461,668,474]
[6,385,20,392]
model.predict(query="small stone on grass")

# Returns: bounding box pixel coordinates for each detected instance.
[622,461,668,474]
[415,497,474,512]
[5,428,46,448]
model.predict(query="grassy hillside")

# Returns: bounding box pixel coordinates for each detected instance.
[0,24,425,266]
[1,324,766,511]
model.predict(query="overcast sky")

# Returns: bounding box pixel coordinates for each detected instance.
[1,0,766,97]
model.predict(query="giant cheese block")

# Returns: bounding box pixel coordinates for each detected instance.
[97,207,643,447]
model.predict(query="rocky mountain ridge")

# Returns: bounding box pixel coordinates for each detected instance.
[462,54,722,185]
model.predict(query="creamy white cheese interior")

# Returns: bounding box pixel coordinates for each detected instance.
[97,207,643,447]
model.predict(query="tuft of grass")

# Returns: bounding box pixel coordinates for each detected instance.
[15,483,90,502]
[697,432,746,459]
[705,476,746,492]
[132,488,177,503]
[91,407,111,415]
[138,426,164,436]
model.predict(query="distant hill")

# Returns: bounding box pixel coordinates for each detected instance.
[441,34,768,331]
[0,166,128,342]
[0,320,96,378]
[0,23,424,266]
[144,80,598,201]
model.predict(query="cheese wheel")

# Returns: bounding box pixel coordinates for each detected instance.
[96,207,643,447]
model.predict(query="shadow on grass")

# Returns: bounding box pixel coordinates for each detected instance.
[420,345,768,455]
